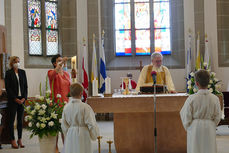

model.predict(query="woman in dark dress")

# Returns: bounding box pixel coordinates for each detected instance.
[5,56,28,149]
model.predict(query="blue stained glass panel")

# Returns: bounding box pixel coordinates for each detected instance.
[45,2,58,29]
[29,29,42,55]
[115,4,131,29]
[46,30,58,55]
[115,30,132,56]
[136,30,150,55]
[28,0,41,28]
[154,2,170,28]
[154,28,171,54]
[135,3,150,29]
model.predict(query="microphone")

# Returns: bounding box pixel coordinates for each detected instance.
[151,71,157,84]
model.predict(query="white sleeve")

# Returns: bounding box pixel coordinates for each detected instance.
[84,106,100,141]
[164,66,175,91]
[61,109,70,137]
[213,98,222,126]
[136,66,148,92]
[180,97,193,131]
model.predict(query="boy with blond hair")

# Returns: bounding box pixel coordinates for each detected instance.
[61,83,99,153]
[180,70,221,153]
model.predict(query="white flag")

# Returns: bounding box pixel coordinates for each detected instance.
[195,32,201,70]
[91,34,98,83]
[204,34,210,69]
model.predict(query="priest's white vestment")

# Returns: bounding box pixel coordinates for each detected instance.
[180,90,221,153]
[61,98,99,153]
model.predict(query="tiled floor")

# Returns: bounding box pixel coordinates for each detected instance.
[1,122,229,153]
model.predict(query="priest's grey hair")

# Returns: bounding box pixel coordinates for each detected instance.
[151,52,163,60]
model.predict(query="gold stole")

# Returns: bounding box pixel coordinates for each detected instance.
[145,65,166,85]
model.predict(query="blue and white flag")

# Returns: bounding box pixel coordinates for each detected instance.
[99,33,107,93]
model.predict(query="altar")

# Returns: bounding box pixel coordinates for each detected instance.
[88,93,190,153]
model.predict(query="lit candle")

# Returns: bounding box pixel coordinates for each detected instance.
[71,56,77,82]
[71,56,77,70]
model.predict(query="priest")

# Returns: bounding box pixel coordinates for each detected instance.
[136,52,176,93]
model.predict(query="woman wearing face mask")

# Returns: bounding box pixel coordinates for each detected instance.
[5,56,28,149]
[48,54,71,153]
[48,54,71,102]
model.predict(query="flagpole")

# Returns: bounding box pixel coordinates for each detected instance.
[99,30,107,93]
[186,29,192,79]
[196,32,201,70]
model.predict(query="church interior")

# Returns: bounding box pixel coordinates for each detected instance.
[0,0,229,153]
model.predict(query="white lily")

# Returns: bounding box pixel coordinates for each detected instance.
[48,121,54,127]
[28,122,32,127]
[211,72,216,77]
[40,123,46,129]
[45,90,51,94]
[190,72,194,77]
[193,88,197,93]
[209,88,213,93]
[36,123,40,128]
[41,104,47,110]
[38,110,45,115]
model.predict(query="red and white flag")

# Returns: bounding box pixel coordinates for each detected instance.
[82,42,89,102]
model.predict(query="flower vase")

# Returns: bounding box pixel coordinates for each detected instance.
[39,135,56,153]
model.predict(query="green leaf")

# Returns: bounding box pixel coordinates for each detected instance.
[40,82,42,96]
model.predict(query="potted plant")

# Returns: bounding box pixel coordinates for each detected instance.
[187,62,221,95]
[24,78,65,153]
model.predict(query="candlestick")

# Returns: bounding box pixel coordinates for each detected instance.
[106,140,113,153]
[97,136,103,153]
[123,77,129,95]
[92,79,98,96]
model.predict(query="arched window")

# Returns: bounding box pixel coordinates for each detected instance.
[27,0,59,56]
[114,0,171,56]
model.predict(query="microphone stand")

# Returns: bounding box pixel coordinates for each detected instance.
[153,83,157,153]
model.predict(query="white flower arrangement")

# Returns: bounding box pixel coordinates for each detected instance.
[24,77,66,138]
[187,62,221,95]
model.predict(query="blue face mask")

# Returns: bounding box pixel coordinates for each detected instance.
[63,67,67,71]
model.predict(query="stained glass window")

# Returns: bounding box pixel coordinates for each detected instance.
[28,0,42,55]
[27,0,59,56]
[115,0,131,56]
[45,0,58,55]
[116,30,132,56]
[46,30,58,55]
[135,0,149,2]
[154,1,171,54]
[114,0,171,56]
[28,0,41,28]
[29,29,42,55]
[115,0,130,3]
[154,2,170,28]
[115,4,131,29]
[135,3,150,29]
[154,28,171,54]
[136,30,150,55]
[45,2,58,29]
